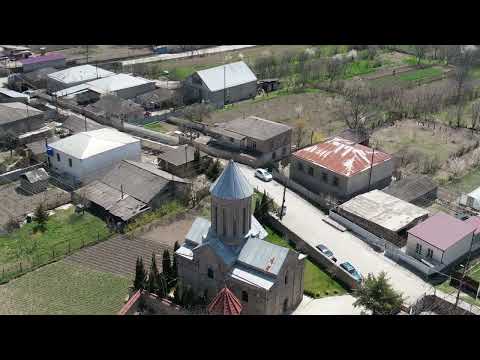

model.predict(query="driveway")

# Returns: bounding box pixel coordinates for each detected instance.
[293,295,364,315]
[238,164,433,303]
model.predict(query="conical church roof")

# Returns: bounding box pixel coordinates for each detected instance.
[210,160,253,200]
[208,287,243,315]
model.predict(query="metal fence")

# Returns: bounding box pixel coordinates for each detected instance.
[0,229,113,284]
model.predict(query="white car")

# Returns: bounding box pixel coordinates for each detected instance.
[255,168,273,182]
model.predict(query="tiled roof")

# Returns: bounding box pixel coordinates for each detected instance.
[293,137,392,177]
[210,160,253,200]
[207,287,242,315]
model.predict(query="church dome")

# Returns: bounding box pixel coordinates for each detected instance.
[210,160,253,200]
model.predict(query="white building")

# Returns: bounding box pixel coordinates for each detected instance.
[406,212,476,267]
[47,64,115,92]
[53,73,156,100]
[47,128,141,185]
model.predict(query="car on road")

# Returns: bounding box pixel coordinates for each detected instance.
[254,168,273,182]
[316,244,337,262]
[340,262,363,283]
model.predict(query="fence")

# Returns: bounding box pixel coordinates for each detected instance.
[264,213,360,291]
[0,229,113,284]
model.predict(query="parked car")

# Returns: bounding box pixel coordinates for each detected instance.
[255,168,273,182]
[340,262,363,283]
[316,244,337,262]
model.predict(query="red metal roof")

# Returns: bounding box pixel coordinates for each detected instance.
[293,137,392,177]
[118,289,142,315]
[407,212,476,251]
[208,287,242,315]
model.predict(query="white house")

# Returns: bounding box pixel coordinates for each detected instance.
[406,212,476,267]
[47,128,141,185]
[47,64,115,92]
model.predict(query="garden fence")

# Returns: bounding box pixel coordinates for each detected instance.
[0,230,113,284]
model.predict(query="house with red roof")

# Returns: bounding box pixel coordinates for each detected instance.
[290,137,394,200]
[406,212,476,267]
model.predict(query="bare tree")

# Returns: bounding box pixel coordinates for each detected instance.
[413,45,429,65]
[448,157,467,178]
[294,119,307,149]
[471,101,480,131]
[339,80,374,130]
[471,148,480,167]
[325,58,344,87]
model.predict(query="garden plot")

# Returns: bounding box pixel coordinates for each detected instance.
[0,260,129,315]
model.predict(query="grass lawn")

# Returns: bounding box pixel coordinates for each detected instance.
[397,67,443,82]
[0,260,130,315]
[435,279,480,308]
[0,207,110,268]
[343,59,379,79]
[144,121,168,133]
[265,227,346,298]
[126,200,186,232]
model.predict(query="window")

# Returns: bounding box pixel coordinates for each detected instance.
[285,271,288,285]
[283,298,288,312]
[308,167,314,176]
[56,153,60,162]
[332,176,339,187]
[214,206,218,232]
[207,268,214,279]
[272,151,276,160]
[242,291,248,302]
[223,208,226,236]
[282,147,287,155]
[233,218,237,237]
[243,207,247,233]
[230,137,235,143]
[68,158,72,167]
[297,162,304,172]
[426,248,433,259]
[322,172,328,182]
[415,243,422,255]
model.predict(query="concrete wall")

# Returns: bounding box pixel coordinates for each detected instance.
[443,233,474,265]
[48,141,141,183]
[123,122,179,146]
[115,82,156,100]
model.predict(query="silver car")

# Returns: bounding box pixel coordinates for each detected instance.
[255,168,273,182]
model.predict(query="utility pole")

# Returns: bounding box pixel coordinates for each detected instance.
[455,235,475,308]
[280,183,287,220]
[185,145,188,176]
[367,146,375,191]
[84,114,87,132]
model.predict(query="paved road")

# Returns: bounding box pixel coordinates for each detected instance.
[293,295,364,315]
[238,164,433,303]
[121,45,256,66]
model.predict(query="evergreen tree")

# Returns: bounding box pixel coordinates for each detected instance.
[157,273,168,298]
[354,271,406,315]
[147,253,160,293]
[162,249,172,280]
[133,256,146,290]
[34,204,49,231]
[173,286,182,305]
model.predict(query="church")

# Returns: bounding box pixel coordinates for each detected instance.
[175,160,306,315]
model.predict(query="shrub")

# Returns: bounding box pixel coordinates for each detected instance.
[4,217,20,233]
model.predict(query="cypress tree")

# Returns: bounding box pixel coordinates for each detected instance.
[162,249,172,280]
[133,256,146,290]
[147,253,160,293]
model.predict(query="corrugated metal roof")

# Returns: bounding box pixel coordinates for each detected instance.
[86,73,154,93]
[408,212,476,251]
[210,160,253,200]
[61,114,104,134]
[48,65,114,85]
[383,175,437,203]
[196,61,257,92]
[0,102,43,125]
[229,265,275,290]
[339,190,429,232]
[293,137,392,177]
[237,237,289,276]
[22,168,49,183]
[157,145,207,166]
[0,87,29,99]
[49,128,139,159]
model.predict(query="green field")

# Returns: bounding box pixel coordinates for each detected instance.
[144,121,169,133]
[397,67,443,82]
[0,261,130,315]
[265,227,346,298]
[0,207,110,269]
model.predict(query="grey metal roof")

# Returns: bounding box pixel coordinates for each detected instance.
[383,175,437,204]
[21,168,49,183]
[207,237,238,266]
[185,217,212,246]
[229,265,275,290]
[61,114,104,134]
[196,61,257,92]
[86,94,144,116]
[209,127,247,141]
[76,180,147,221]
[237,237,289,276]
[0,102,43,125]
[48,65,114,85]
[123,160,188,183]
[157,145,207,166]
[101,160,172,204]
[210,160,253,200]
[219,116,292,141]
[0,88,29,99]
